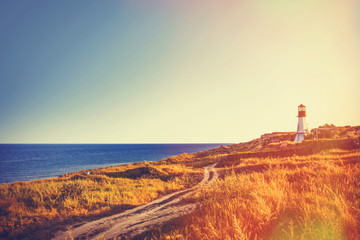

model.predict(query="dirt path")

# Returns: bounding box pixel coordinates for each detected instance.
[53,163,218,240]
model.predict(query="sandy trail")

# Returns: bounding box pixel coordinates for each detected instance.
[53,163,218,240]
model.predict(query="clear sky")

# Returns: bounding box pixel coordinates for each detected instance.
[0,0,359,143]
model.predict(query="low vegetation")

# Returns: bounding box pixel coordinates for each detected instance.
[151,140,360,240]
[0,162,202,239]
[1,125,359,240]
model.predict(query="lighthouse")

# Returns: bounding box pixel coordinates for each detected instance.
[294,104,309,142]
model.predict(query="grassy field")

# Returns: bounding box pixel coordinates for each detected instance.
[1,130,359,240]
[152,144,360,239]
[0,162,203,239]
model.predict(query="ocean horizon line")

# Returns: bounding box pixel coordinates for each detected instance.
[0,143,227,184]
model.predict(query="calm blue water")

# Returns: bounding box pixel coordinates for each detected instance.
[0,144,225,184]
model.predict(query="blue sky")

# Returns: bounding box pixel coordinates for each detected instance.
[0,0,359,143]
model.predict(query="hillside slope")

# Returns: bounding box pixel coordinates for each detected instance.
[0,125,359,239]
[148,128,360,240]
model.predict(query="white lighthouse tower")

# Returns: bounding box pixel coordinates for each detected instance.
[294,104,309,142]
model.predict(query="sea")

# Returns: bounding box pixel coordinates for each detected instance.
[0,144,226,184]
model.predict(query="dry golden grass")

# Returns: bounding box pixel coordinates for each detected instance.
[0,162,202,239]
[1,135,359,239]
[159,152,228,168]
[155,150,360,240]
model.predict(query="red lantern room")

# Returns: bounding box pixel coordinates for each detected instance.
[298,104,306,117]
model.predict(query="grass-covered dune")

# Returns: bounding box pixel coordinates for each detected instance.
[0,162,203,239]
[149,136,360,240]
[1,125,359,240]
[174,150,360,240]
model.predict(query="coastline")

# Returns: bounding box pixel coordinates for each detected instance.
[1,129,359,239]
[0,143,226,184]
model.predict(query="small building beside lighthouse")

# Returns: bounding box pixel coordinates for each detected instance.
[294,104,309,142]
